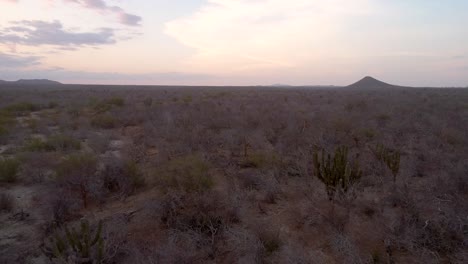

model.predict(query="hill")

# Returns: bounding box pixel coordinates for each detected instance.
[346,76,405,89]
[0,79,63,86]
[15,79,62,85]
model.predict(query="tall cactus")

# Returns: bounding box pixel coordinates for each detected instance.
[42,219,104,264]
[313,146,362,201]
[372,144,400,183]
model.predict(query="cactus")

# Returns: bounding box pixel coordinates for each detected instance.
[371,144,400,183]
[42,219,104,264]
[313,146,362,201]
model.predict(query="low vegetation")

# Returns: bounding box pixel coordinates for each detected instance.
[24,134,81,152]
[0,158,20,183]
[160,154,214,192]
[42,219,104,263]
[0,85,466,263]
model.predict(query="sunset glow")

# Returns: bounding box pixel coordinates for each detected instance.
[1,0,467,86]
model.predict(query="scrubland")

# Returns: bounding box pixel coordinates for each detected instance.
[0,85,467,263]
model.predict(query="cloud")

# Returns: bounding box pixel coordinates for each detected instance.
[64,0,142,26]
[0,20,115,46]
[165,0,376,73]
[0,53,41,68]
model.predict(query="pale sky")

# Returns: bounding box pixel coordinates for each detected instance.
[0,0,467,86]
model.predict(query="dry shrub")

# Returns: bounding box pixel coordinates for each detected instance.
[91,114,118,129]
[240,151,281,169]
[236,170,264,190]
[55,153,98,208]
[23,134,81,152]
[0,192,14,213]
[330,233,363,264]
[0,158,20,184]
[160,154,214,193]
[100,160,145,197]
[158,191,239,237]
[222,227,264,263]
[42,190,80,232]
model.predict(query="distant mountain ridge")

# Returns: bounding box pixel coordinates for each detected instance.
[346,76,405,89]
[0,79,62,85]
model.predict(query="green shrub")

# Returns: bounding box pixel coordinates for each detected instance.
[143,97,153,107]
[107,97,125,107]
[0,158,20,183]
[56,153,97,178]
[4,102,40,114]
[376,114,391,123]
[24,135,81,152]
[24,138,54,152]
[361,128,376,140]
[42,219,104,263]
[48,102,58,109]
[56,153,97,208]
[0,193,14,213]
[182,95,193,104]
[162,155,213,192]
[47,134,81,151]
[0,111,14,137]
[125,161,145,189]
[240,151,280,168]
[91,114,117,129]
[90,97,124,113]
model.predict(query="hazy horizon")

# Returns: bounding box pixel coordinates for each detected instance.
[1,0,468,86]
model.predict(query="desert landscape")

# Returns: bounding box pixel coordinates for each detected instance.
[1,77,467,263]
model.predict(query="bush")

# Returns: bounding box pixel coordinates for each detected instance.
[24,135,81,152]
[161,155,213,192]
[143,97,153,107]
[371,144,400,182]
[48,101,58,109]
[56,153,97,208]
[91,97,124,113]
[3,102,40,114]
[240,151,280,169]
[0,111,14,138]
[159,191,239,238]
[91,114,118,129]
[100,160,145,196]
[42,219,104,263]
[107,97,125,107]
[0,158,20,183]
[47,134,81,151]
[0,193,14,213]
[24,138,54,152]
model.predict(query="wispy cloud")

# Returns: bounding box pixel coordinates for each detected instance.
[2,0,142,26]
[0,20,115,47]
[0,53,41,68]
[63,0,142,26]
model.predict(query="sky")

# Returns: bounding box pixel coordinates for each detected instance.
[0,0,467,86]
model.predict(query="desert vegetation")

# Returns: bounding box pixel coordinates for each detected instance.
[0,83,467,263]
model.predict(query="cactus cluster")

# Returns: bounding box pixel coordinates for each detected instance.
[372,144,401,182]
[313,146,362,201]
[42,219,104,264]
